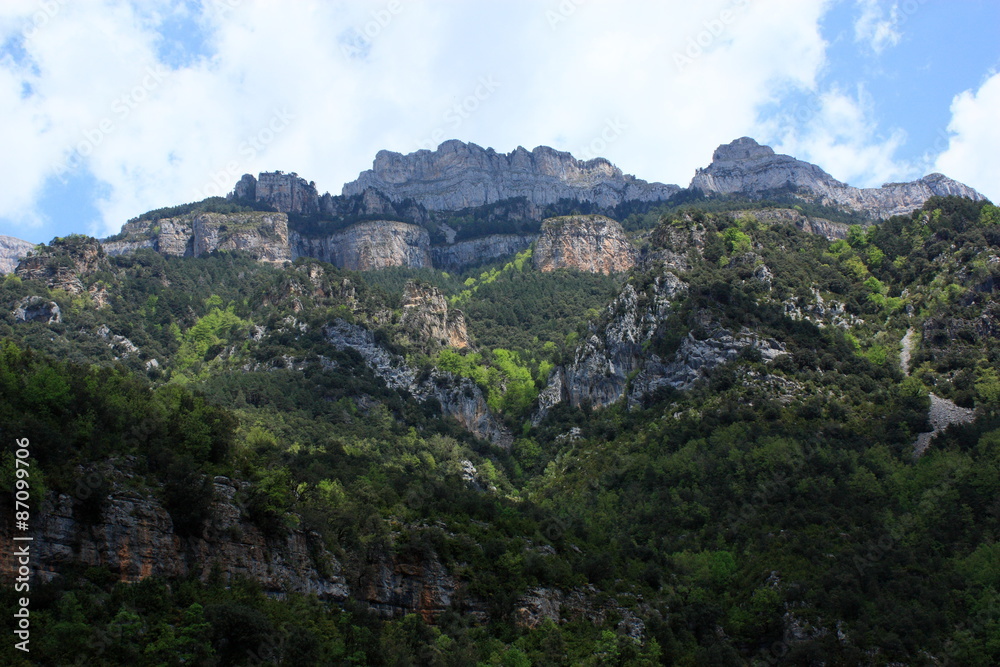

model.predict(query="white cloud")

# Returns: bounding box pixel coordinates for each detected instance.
[4,0,972,241]
[935,72,1000,202]
[761,85,917,188]
[854,0,901,54]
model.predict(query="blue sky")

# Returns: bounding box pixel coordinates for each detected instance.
[0,0,997,244]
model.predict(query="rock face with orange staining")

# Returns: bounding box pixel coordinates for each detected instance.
[0,467,349,599]
[400,280,470,350]
[533,214,636,275]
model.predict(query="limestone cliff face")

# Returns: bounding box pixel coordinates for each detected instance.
[292,220,431,271]
[231,172,434,224]
[0,464,480,621]
[0,235,35,274]
[15,236,107,295]
[534,269,786,421]
[431,234,536,271]
[533,273,686,422]
[400,280,470,349]
[533,215,636,274]
[342,140,680,211]
[254,171,320,215]
[325,319,512,448]
[691,137,986,219]
[104,212,291,263]
[0,467,349,598]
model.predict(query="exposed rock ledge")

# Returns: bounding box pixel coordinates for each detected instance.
[325,319,512,448]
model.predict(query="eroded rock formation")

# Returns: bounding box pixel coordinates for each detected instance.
[691,137,985,219]
[533,214,636,274]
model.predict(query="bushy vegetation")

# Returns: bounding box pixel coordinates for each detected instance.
[4,195,1000,664]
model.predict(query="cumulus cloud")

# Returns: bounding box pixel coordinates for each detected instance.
[854,0,901,54]
[761,85,917,188]
[1,0,966,241]
[935,72,1000,202]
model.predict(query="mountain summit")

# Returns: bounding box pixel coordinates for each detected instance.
[341,139,682,211]
[691,136,985,218]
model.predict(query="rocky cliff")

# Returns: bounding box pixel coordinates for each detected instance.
[15,236,108,295]
[533,214,636,274]
[400,280,470,350]
[534,268,786,421]
[431,234,537,271]
[691,137,986,219]
[0,462,349,598]
[325,318,512,448]
[291,220,432,271]
[231,171,433,223]
[0,461,483,622]
[342,140,681,212]
[0,235,35,274]
[104,212,291,263]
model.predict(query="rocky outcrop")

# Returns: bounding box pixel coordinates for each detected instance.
[415,369,514,449]
[0,235,35,274]
[535,272,786,420]
[104,212,291,263]
[691,137,986,219]
[432,234,537,271]
[292,221,431,271]
[15,236,107,295]
[627,328,786,404]
[0,466,349,599]
[253,171,320,215]
[400,281,470,349]
[342,140,680,212]
[730,208,849,241]
[11,295,61,323]
[515,586,648,640]
[534,274,686,421]
[533,215,636,274]
[325,319,512,447]
[191,213,291,262]
[361,549,474,622]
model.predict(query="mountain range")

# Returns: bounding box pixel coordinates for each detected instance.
[1,136,999,665]
[4,136,967,279]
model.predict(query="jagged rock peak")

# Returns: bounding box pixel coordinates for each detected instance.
[342,140,680,211]
[710,136,777,162]
[0,235,36,274]
[692,137,986,219]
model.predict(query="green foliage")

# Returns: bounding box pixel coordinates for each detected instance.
[175,305,248,370]
[7,193,1000,665]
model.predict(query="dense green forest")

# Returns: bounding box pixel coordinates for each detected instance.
[3,196,1000,665]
